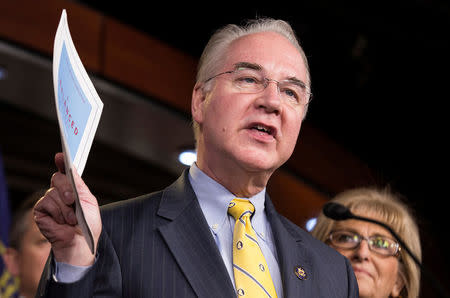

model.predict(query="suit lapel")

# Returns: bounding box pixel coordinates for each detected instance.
[265,196,314,297]
[157,171,235,297]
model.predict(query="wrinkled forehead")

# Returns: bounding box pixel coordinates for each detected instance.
[221,32,309,84]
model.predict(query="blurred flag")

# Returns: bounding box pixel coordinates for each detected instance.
[0,151,19,298]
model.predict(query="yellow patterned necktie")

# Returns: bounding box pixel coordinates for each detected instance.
[228,198,277,298]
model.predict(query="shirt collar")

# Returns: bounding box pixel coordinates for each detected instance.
[188,163,267,235]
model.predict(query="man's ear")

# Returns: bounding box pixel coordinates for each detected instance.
[2,247,20,276]
[191,82,208,125]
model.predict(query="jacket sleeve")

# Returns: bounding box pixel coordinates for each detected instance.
[344,256,359,297]
[35,229,122,298]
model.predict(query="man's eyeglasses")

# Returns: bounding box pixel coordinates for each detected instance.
[328,230,401,257]
[204,67,312,107]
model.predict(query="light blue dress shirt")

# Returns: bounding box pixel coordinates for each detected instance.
[189,164,283,297]
[55,164,283,297]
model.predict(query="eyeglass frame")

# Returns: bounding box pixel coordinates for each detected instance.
[327,230,401,257]
[203,66,313,106]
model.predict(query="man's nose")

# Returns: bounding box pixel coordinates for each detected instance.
[257,79,282,114]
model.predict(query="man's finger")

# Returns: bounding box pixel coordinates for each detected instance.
[47,188,77,225]
[35,189,77,225]
[55,152,66,174]
[50,172,75,206]
[34,214,77,245]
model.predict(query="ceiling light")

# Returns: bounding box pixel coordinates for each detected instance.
[305,217,317,232]
[178,149,197,166]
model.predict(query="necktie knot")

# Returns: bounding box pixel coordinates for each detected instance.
[228,198,254,221]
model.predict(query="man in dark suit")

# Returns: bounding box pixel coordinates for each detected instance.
[34,18,358,297]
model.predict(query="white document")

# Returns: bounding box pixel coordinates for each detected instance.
[53,9,103,254]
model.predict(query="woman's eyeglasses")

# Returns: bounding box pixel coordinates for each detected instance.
[328,230,401,257]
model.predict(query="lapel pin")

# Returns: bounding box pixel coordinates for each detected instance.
[294,266,307,280]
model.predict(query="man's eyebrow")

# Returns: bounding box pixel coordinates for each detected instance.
[233,62,262,71]
[232,62,309,89]
[286,77,307,89]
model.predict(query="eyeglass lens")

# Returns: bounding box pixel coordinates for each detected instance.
[229,68,311,106]
[330,231,399,256]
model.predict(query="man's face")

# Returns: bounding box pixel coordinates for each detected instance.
[17,212,51,297]
[194,31,308,176]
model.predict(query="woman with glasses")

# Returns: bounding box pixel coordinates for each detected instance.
[311,187,421,298]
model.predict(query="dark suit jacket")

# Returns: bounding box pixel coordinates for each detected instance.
[36,170,358,297]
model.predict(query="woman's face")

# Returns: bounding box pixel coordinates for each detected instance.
[329,213,404,298]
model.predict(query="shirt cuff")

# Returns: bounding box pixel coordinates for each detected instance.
[53,260,93,283]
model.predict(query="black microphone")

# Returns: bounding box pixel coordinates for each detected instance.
[322,202,450,298]
[323,202,353,220]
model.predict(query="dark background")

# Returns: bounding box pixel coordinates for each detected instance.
[76,0,450,213]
